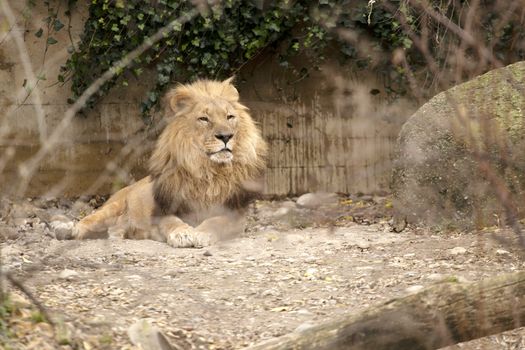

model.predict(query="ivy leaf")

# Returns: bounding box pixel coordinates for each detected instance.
[172,20,182,32]
[35,28,43,38]
[53,19,64,32]
[158,73,170,85]
[147,91,158,102]
[47,37,58,45]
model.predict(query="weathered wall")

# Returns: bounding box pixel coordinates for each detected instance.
[0,2,416,197]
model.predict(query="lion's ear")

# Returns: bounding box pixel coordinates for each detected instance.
[166,86,193,113]
[223,76,236,85]
[221,76,239,101]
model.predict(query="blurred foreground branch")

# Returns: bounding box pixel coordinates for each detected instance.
[248,271,525,350]
[3,271,55,328]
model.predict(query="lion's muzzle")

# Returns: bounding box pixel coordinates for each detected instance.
[215,132,234,145]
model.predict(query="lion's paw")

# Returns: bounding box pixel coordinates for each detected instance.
[167,228,216,248]
[70,223,108,240]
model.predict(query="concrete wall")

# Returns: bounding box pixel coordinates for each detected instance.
[0,2,416,197]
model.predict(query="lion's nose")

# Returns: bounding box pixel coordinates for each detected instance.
[215,132,234,144]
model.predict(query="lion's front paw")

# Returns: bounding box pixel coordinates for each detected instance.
[167,228,216,248]
[71,222,108,240]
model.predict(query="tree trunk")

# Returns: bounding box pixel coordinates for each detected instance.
[247,272,525,350]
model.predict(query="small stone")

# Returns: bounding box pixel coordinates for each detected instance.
[356,242,370,250]
[426,273,445,281]
[59,269,79,279]
[273,207,290,217]
[496,249,510,256]
[449,247,467,255]
[296,192,337,208]
[203,250,213,256]
[405,285,424,294]
[51,220,74,240]
[13,218,29,227]
[305,268,318,278]
[261,289,276,297]
[49,214,71,223]
[128,319,174,350]
[296,308,313,315]
[295,322,315,333]
[281,201,297,208]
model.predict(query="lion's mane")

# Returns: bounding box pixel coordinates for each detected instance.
[149,78,267,215]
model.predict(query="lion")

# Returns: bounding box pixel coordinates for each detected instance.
[72,77,267,247]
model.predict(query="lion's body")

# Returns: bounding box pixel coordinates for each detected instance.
[74,78,267,247]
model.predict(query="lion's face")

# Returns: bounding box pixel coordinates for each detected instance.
[150,78,267,177]
[181,98,239,164]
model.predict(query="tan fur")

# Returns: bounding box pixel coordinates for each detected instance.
[73,78,267,247]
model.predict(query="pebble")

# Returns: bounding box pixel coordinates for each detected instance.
[405,285,424,294]
[304,268,318,278]
[356,242,371,250]
[296,192,337,209]
[50,214,71,223]
[261,289,278,297]
[294,322,315,333]
[449,247,467,255]
[128,319,173,350]
[273,207,290,217]
[280,201,297,208]
[496,249,510,256]
[59,269,79,279]
[426,273,445,281]
[296,308,313,315]
[51,220,74,240]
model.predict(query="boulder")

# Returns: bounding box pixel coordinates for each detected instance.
[392,61,525,229]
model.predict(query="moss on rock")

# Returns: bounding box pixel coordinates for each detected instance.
[392,61,525,229]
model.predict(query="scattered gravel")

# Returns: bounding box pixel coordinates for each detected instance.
[1,194,524,349]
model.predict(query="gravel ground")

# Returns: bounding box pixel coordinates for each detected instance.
[1,194,524,349]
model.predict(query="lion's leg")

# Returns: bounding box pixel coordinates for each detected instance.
[155,216,216,248]
[73,201,124,239]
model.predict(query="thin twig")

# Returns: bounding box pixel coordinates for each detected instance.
[4,271,56,327]
[2,0,48,143]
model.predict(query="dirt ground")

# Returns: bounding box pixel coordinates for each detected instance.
[1,194,525,349]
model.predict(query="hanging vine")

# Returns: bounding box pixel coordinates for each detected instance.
[32,0,525,120]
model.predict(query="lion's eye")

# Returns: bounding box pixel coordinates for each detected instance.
[227,114,236,120]
[198,116,210,123]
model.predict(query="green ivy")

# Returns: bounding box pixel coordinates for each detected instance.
[60,0,339,120]
[33,0,525,120]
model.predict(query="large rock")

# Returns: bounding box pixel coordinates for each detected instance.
[392,61,525,229]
